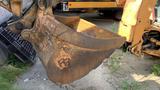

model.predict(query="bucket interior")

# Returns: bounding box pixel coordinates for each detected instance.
[55,15,119,39]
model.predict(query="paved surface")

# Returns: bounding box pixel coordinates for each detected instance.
[14,13,160,90]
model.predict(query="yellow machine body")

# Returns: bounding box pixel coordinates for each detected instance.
[118,0,160,56]
[58,0,126,12]
[68,2,120,9]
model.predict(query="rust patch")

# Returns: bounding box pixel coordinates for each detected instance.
[54,49,71,70]
[55,39,71,70]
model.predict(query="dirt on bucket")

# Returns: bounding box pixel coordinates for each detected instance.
[21,10,125,84]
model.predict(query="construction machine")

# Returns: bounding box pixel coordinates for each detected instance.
[0,0,159,85]
[54,0,124,12]
[118,0,160,57]
[54,0,124,19]
[0,0,125,84]
[55,0,160,58]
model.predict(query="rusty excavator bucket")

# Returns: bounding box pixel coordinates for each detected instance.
[21,9,125,84]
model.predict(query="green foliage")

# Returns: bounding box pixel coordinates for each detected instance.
[0,65,22,90]
[107,55,121,72]
[121,80,146,90]
[0,54,29,90]
[7,54,28,69]
[111,23,117,32]
[151,64,160,76]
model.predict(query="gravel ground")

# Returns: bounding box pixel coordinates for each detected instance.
[14,13,160,90]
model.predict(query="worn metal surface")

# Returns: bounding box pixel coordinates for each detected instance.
[0,0,10,10]
[21,9,125,84]
[10,0,22,16]
[143,49,160,57]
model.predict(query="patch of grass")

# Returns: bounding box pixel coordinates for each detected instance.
[7,54,28,69]
[151,64,160,76]
[121,80,146,90]
[0,65,22,90]
[111,23,117,33]
[0,54,29,90]
[107,55,121,72]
